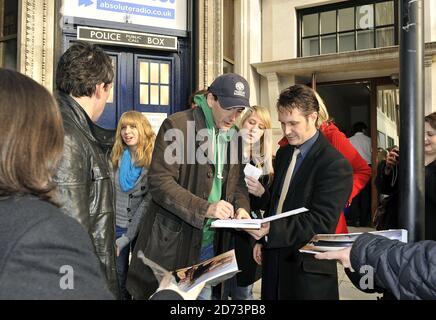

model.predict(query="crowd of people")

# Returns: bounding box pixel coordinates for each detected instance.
[1,41,435,300]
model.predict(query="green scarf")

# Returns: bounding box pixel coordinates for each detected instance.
[194,94,236,247]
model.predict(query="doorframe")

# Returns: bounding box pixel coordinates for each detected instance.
[314,76,396,225]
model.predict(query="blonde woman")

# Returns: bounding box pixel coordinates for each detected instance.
[111,111,155,299]
[221,106,274,300]
[240,106,275,193]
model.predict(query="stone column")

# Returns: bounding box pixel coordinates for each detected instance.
[197,0,222,89]
[424,56,433,115]
[266,72,292,146]
[17,0,55,91]
[234,0,261,105]
[0,0,4,66]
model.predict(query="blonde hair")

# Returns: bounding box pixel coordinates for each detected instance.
[239,105,274,184]
[315,91,332,128]
[111,111,156,168]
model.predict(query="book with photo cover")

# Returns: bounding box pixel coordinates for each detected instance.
[137,249,240,293]
[211,207,308,229]
[299,229,408,254]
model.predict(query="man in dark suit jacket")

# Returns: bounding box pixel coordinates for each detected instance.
[251,85,353,300]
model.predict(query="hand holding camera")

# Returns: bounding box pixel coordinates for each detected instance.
[385,147,399,174]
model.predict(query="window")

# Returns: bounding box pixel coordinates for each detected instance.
[299,0,398,57]
[138,60,170,107]
[377,85,399,124]
[387,136,394,148]
[378,131,386,148]
[0,0,18,69]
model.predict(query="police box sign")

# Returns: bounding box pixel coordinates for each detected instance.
[77,26,177,51]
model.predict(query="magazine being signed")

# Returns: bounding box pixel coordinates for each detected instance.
[299,229,408,254]
[137,249,240,293]
[211,207,308,229]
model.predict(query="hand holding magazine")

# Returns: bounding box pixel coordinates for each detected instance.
[299,229,408,254]
[137,249,240,297]
[211,207,309,229]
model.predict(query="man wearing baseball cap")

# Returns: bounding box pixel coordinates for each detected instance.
[127,73,251,300]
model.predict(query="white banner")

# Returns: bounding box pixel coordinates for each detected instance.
[62,0,187,31]
[142,112,167,134]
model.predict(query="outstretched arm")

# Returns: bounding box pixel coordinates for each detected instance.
[316,233,436,300]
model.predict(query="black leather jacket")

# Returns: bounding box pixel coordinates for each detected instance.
[54,92,119,298]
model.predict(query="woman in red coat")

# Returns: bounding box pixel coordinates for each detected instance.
[278,93,371,233]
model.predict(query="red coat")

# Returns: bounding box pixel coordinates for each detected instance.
[278,122,371,234]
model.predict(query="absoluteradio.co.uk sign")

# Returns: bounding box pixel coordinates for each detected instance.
[62,0,187,31]
[77,26,178,51]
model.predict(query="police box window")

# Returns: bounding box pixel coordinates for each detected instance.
[298,0,398,57]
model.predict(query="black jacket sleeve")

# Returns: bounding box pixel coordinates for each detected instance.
[375,161,398,195]
[249,174,271,214]
[350,233,436,300]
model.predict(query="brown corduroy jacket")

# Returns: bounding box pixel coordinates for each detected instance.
[127,107,250,299]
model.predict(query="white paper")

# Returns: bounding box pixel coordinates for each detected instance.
[244,163,263,180]
[262,207,309,223]
[211,207,308,229]
[211,220,263,229]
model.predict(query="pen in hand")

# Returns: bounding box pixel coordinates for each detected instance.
[206,200,235,220]
[227,196,235,220]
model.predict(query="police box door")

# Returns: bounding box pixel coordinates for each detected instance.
[97,49,176,130]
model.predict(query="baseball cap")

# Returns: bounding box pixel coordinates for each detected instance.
[208,73,250,109]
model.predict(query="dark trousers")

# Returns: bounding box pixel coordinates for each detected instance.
[262,249,339,300]
[348,181,371,227]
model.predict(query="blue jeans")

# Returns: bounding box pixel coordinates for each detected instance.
[116,226,136,300]
[221,277,254,300]
[196,243,214,300]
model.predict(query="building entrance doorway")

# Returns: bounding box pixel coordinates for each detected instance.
[316,78,398,227]
[317,83,371,138]
[318,82,372,227]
